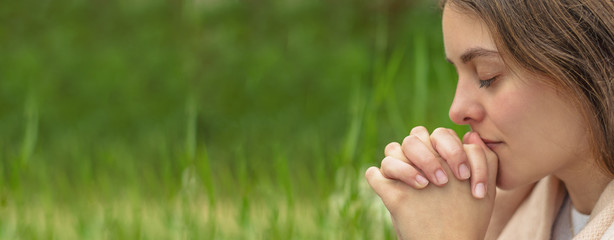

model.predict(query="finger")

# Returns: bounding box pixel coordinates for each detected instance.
[462,131,472,143]
[431,128,470,181]
[365,167,404,210]
[463,143,489,199]
[464,132,499,198]
[409,126,437,155]
[402,135,449,186]
[384,142,410,164]
[464,132,498,170]
[365,167,386,197]
[380,156,429,189]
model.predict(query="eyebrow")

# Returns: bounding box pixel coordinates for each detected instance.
[446,47,500,64]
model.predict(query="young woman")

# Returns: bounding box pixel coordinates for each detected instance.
[365,0,614,239]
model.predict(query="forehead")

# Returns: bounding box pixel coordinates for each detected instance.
[442,5,497,62]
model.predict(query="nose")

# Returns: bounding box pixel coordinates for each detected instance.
[448,82,485,125]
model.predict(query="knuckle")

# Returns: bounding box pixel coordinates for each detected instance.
[365,167,382,185]
[380,157,398,176]
[447,147,466,163]
[429,128,446,143]
[450,146,466,158]
[403,135,420,145]
[380,166,392,178]
[384,142,400,155]
[365,167,377,179]
[415,155,440,169]
[381,157,392,168]
[432,127,448,136]
[410,126,428,135]
[380,167,392,178]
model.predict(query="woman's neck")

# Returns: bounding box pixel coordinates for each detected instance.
[555,159,611,215]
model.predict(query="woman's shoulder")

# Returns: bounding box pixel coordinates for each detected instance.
[602,223,614,239]
[577,179,614,239]
[486,176,565,240]
[486,177,614,239]
[484,181,538,240]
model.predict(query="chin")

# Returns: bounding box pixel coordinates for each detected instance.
[496,167,527,190]
[495,169,542,190]
[496,177,518,190]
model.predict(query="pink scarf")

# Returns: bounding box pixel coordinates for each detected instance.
[485,176,614,239]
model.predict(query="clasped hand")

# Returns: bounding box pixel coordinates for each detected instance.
[365,127,498,240]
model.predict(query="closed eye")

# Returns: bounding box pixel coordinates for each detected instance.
[479,77,496,88]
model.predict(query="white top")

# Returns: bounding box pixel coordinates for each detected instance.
[552,196,590,240]
[603,223,614,239]
[571,203,591,235]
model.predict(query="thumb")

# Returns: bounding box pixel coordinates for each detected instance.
[463,131,486,148]
[464,132,499,197]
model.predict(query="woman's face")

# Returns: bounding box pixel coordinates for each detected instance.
[442,5,591,189]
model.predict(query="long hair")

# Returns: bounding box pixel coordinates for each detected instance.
[441,0,614,176]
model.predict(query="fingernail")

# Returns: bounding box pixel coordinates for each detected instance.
[463,131,472,139]
[459,164,470,179]
[415,175,429,187]
[435,169,448,184]
[475,183,486,198]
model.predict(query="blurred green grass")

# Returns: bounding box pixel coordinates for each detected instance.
[0,0,465,238]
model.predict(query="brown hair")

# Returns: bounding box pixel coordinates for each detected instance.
[441,0,614,177]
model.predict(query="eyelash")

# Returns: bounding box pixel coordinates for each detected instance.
[479,77,496,88]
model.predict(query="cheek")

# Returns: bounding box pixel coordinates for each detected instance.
[488,88,556,189]
[489,84,590,189]
[487,90,530,134]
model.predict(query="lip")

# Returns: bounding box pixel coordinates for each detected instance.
[481,138,503,150]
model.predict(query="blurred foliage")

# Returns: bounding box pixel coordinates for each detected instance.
[0,0,463,238]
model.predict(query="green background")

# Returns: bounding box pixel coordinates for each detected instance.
[0,0,465,238]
